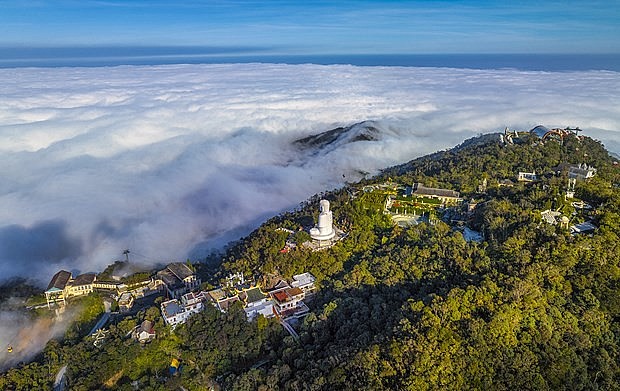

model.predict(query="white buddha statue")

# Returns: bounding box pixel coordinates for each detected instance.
[310,199,336,241]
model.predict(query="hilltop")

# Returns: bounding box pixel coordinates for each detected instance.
[2,128,620,390]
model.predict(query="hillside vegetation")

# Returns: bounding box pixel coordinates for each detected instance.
[2,132,620,390]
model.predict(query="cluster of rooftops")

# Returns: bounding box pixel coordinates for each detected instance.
[43,199,333,334]
[378,125,600,236]
[44,260,317,334]
[44,262,200,310]
[44,126,601,336]
[160,272,316,329]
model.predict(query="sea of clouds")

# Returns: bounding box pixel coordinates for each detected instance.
[1,63,619,284]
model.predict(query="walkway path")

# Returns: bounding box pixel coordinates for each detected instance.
[53,365,67,391]
[280,319,300,342]
[88,312,111,336]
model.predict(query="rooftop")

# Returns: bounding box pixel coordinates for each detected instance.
[218,296,239,311]
[157,269,183,289]
[292,272,316,287]
[272,287,304,304]
[167,263,194,281]
[138,320,154,334]
[571,221,597,234]
[46,270,72,292]
[272,280,291,290]
[244,300,275,320]
[287,287,304,296]
[161,300,183,318]
[207,288,227,302]
[119,292,133,302]
[70,273,96,286]
[244,287,266,303]
[273,291,289,303]
[412,183,460,199]
[182,291,205,304]
[541,209,562,225]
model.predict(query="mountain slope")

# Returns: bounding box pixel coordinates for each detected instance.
[293,120,383,153]
[3,132,620,390]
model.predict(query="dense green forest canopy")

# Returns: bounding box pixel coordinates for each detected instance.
[2,132,620,390]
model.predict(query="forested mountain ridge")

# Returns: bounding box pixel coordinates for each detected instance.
[218,132,620,390]
[2,131,620,390]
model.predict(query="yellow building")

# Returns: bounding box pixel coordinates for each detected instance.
[45,271,97,308]
[65,273,96,297]
[45,270,72,308]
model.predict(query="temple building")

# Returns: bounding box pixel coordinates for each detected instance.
[410,183,462,205]
[553,163,597,180]
[568,163,597,180]
[310,200,336,241]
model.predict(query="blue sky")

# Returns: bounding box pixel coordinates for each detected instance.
[0,0,618,54]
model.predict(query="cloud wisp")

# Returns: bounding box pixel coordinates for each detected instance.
[0,305,78,370]
[0,63,619,283]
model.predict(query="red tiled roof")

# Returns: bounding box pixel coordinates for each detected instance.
[273,291,289,302]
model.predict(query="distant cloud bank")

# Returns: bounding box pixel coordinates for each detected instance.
[1,63,619,282]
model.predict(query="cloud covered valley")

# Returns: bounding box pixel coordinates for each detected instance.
[1,63,619,283]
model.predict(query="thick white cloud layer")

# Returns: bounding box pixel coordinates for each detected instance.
[1,63,619,282]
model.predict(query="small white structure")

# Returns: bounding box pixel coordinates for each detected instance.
[271,287,309,318]
[241,287,273,321]
[462,227,483,243]
[566,177,576,199]
[569,163,596,180]
[291,273,316,295]
[541,209,562,225]
[518,171,537,182]
[571,201,592,210]
[181,291,206,313]
[244,301,274,321]
[161,300,187,328]
[161,294,205,329]
[118,292,135,312]
[133,320,156,343]
[310,200,336,241]
[225,272,245,288]
[571,221,597,234]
